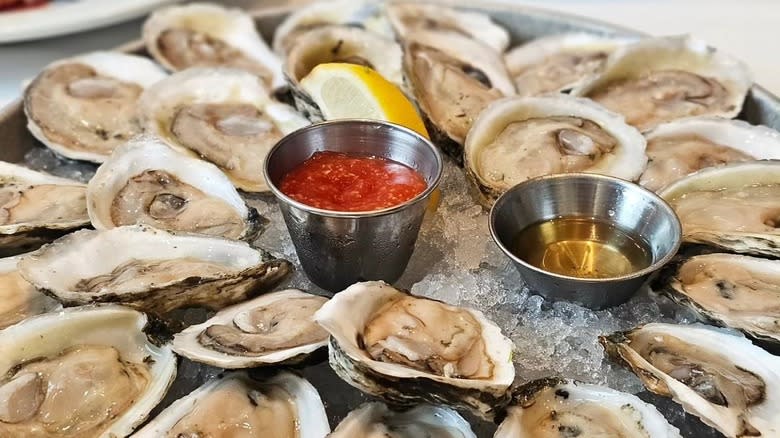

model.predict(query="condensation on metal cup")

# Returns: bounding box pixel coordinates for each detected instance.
[264,119,443,292]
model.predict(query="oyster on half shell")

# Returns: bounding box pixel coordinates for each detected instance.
[18,225,292,316]
[330,402,476,438]
[601,323,780,438]
[572,35,752,131]
[133,372,329,438]
[173,289,328,368]
[0,305,176,437]
[0,254,60,329]
[314,281,515,420]
[87,136,265,240]
[494,378,681,438]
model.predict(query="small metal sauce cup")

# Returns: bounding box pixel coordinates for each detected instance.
[489,173,681,310]
[265,119,443,292]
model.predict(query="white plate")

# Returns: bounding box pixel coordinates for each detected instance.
[0,0,179,43]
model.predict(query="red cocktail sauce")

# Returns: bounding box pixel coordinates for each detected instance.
[279,151,428,212]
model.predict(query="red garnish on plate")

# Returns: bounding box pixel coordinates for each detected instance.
[0,0,50,12]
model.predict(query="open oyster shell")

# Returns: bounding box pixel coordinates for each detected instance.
[0,162,90,256]
[134,371,329,437]
[87,136,265,241]
[331,402,476,437]
[0,253,60,330]
[600,323,780,438]
[659,161,780,257]
[0,305,176,437]
[24,51,166,163]
[139,67,309,192]
[18,225,292,316]
[172,289,328,368]
[143,3,284,90]
[639,117,780,191]
[495,378,681,437]
[464,95,647,206]
[656,253,780,344]
[572,35,752,131]
[314,281,515,420]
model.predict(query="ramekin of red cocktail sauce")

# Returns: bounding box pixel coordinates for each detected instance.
[264,120,442,292]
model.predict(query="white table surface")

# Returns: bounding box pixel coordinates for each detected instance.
[0,0,777,107]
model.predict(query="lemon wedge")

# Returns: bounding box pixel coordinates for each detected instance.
[299,62,429,138]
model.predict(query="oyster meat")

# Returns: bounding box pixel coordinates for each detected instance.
[139,67,309,192]
[464,95,647,205]
[331,402,476,438]
[659,161,780,257]
[18,225,292,315]
[24,51,166,163]
[572,35,752,131]
[0,305,176,437]
[505,33,631,96]
[134,372,329,437]
[173,289,329,368]
[143,3,284,89]
[314,281,515,420]
[640,117,780,191]
[601,323,780,438]
[0,162,90,256]
[495,378,681,438]
[658,253,780,344]
[87,136,265,240]
[0,254,60,329]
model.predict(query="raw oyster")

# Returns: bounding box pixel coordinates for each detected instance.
[139,67,309,192]
[505,33,631,96]
[659,161,780,257]
[142,3,284,89]
[0,162,90,256]
[464,95,647,206]
[658,253,780,344]
[18,225,292,315]
[0,305,176,437]
[403,29,515,161]
[24,51,166,163]
[640,117,780,191]
[172,289,328,368]
[572,35,752,131]
[494,378,681,438]
[134,371,329,437]
[87,136,265,240]
[314,281,515,420]
[331,402,476,438]
[386,2,509,52]
[0,254,60,329]
[600,323,780,438]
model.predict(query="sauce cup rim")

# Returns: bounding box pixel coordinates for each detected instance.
[488,172,682,284]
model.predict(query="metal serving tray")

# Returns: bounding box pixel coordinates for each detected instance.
[2,2,777,436]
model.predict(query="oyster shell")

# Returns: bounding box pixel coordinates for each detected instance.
[572,35,752,131]
[172,289,328,368]
[657,253,780,344]
[640,117,780,191]
[386,2,509,52]
[464,95,647,206]
[494,378,681,438]
[0,162,90,256]
[139,67,309,192]
[331,402,476,437]
[0,254,60,330]
[24,51,166,163]
[314,281,515,420]
[403,29,515,161]
[87,136,265,240]
[18,225,292,315]
[600,323,780,438]
[142,3,284,89]
[504,33,631,96]
[133,371,330,437]
[659,161,780,257]
[0,305,176,437]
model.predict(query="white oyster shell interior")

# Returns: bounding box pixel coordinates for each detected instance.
[331,402,477,438]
